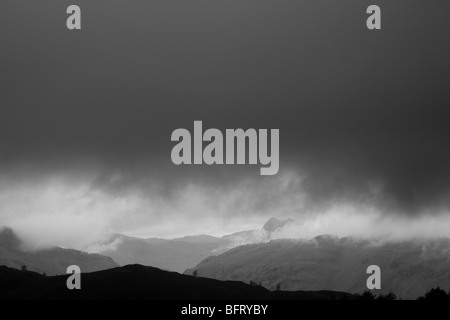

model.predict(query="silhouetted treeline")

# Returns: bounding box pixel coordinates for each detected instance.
[417,287,450,301]
[3,265,450,301]
[360,290,397,300]
[359,287,450,301]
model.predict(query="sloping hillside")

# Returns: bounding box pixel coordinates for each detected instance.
[0,228,118,275]
[185,236,450,299]
[100,233,224,273]
[0,264,357,300]
[99,218,294,272]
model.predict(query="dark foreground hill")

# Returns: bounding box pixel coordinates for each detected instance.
[0,264,358,300]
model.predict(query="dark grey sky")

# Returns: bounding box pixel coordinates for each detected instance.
[1,1,450,245]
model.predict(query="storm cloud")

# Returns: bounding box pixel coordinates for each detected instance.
[1,0,450,247]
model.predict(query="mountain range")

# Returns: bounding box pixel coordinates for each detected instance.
[185,235,450,299]
[3,217,450,300]
[98,217,294,273]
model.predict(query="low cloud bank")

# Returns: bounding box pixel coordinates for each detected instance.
[0,170,449,252]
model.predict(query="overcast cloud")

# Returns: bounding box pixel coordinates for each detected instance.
[1,1,450,249]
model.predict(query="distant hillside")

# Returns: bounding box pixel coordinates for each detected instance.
[0,264,358,300]
[100,233,225,273]
[185,236,450,299]
[99,217,294,273]
[0,228,118,275]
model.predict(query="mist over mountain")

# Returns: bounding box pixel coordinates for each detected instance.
[0,228,118,275]
[99,233,224,273]
[185,236,450,299]
[1,0,449,304]
[263,217,295,233]
[4,217,450,300]
[98,218,295,273]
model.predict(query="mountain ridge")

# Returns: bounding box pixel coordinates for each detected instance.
[0,264,359,300]
[98,217,294,272]
[0,227,118,275]
[184,237,450,299]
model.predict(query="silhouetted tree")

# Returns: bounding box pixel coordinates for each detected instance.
[376,292,397,300]
[249,280,257,286]
[276,283,281,291]
[21,265,27,271]
[360,290,376,300]
[418,287,450,300]
[193,270,198,277]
